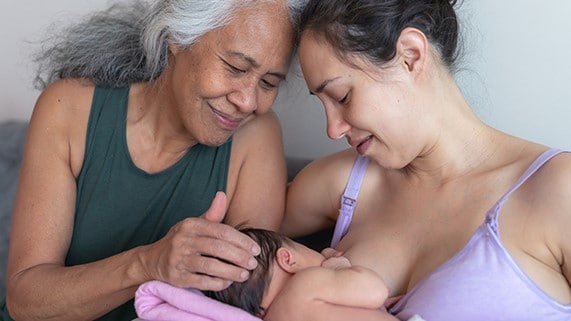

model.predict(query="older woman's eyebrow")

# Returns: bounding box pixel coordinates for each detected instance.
[229,51,287,80]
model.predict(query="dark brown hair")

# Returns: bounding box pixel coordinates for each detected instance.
[298,0,462,71]
[203,227,293,317]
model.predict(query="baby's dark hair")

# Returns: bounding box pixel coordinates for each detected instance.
[203,227,293,317]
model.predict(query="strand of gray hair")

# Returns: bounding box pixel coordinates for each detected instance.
[32,0,307,90]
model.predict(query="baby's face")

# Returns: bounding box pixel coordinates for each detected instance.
[288,241,326,268]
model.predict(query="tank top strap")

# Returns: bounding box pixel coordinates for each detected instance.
[330,155,370,249]
[487,148,567,232]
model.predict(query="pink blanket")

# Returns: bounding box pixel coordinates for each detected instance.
[135,280,262,321]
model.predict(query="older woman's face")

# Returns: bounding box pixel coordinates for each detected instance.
[167,2,295,146]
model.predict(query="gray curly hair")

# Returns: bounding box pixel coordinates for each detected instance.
[33,0,307,89]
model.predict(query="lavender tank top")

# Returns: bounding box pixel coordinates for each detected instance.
[390,148,571,320]
[331,150,571,320]
[331,155,370,249]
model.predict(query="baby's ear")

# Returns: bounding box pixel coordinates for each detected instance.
[275,247,298,273]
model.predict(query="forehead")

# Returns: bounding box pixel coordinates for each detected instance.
[298,33,348,89]
[230,2,291,31]
[299,32,387,91]
[207,2,295,70]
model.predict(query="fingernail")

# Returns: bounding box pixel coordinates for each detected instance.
[251,244,261,255]
[248,257,257,269]
[241,270,250,280]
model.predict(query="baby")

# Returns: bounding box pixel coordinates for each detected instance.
[204,227,421,321]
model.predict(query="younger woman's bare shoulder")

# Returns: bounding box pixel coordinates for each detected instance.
[531,149,571,210]
[512,148,571,247]
[525,148,571,197]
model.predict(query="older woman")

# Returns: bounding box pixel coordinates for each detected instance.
[1,0,306,320]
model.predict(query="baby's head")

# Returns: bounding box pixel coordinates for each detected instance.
[203,227,324,317]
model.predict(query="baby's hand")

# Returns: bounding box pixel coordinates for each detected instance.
[321,255,351,270]
[320,247,344,259]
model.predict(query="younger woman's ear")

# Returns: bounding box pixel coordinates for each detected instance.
[275,247,298,273]
[396,27,428,75]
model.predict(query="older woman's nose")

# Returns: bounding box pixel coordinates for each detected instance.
[228,81,258,113]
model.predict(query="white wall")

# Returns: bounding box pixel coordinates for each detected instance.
[454,1,571,153]
[2,1,570,159]
[0,0,111,121]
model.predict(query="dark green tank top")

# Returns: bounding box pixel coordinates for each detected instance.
[0,86,231,321]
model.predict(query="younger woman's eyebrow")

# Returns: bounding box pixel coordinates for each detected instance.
[310,76,342,95]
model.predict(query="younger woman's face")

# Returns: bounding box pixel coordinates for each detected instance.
[298,32,426,169]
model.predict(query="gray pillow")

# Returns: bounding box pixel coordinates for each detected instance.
[0,121,27,299]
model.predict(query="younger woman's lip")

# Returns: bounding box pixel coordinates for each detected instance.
[349,135,372,148]
[356,136,373,155]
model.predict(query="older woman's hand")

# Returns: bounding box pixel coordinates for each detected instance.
[137,192,261,291]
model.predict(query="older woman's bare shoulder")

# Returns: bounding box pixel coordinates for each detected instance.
[35,78,95,117]
[30,79,96,175]
[292,148,360,187]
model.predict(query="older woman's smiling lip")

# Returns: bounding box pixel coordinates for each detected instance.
[211,106,244,131]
